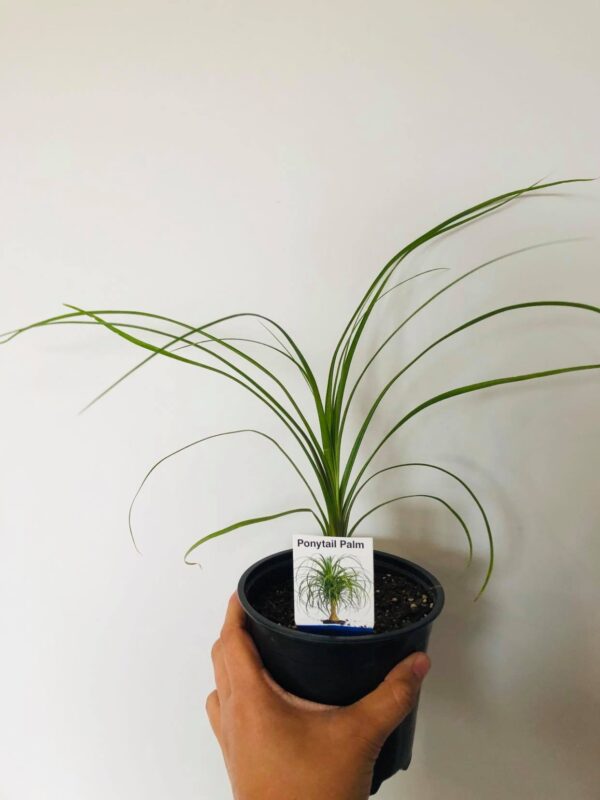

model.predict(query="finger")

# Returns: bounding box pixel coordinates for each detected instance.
[205,690,222,741]
[219,593,264,690]
[211,639,230,700]
[220,592,251,636]
[262,668,337,712]
[346,652,430,747]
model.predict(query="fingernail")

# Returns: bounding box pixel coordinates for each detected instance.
[411,653,431,680]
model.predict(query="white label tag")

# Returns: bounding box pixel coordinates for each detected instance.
[292,535,374,631]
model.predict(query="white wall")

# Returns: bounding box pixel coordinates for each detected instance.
[1,2,599,798]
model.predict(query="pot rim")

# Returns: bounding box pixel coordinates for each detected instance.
[238,548,445,645]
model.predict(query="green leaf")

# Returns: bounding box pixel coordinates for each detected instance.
[5,176,597,596]
[327,179,592,420]
[348,362,600,596]
[340,239,582,435]
[348,493,472,563]
[348,462,495,594]
[184,508,317,564]
[340,299,600,494]
[128,429,327,551]
[330,267,450,413]
[62,305,330,490]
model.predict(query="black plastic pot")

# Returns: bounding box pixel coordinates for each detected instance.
[238,548,445,795]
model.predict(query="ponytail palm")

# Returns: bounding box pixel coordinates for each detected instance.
[3,178,598,596]
[296,554,371,623]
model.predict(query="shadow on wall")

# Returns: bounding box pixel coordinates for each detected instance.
[377,513,494,719]
[376,508,600,799]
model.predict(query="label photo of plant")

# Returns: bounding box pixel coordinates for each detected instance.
[294,551,373,630]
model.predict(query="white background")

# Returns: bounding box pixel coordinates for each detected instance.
[1,2,599,799]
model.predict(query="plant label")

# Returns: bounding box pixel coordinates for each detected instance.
[292,535,374,633]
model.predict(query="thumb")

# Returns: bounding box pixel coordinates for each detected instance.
[346,652,431,748]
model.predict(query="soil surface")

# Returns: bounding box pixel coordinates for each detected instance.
[251,568,435,634]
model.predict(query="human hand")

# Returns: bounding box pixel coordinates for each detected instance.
[206,593,431,800]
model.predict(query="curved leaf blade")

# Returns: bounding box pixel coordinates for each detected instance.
[348,493,472,562]
[184,507,317,564]
[128,428,327,551]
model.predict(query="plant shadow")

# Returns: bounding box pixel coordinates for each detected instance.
[377,503,600,799]
[376,507,494,715]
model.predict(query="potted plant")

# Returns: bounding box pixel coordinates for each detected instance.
[296,553,371,625]
[2,178,598,794]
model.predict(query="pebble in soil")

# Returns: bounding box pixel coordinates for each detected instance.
[251,569,435,634]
